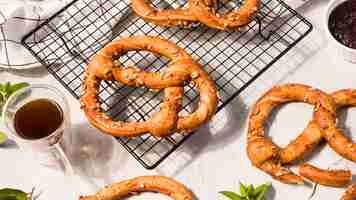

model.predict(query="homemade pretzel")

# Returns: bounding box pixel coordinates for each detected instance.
[131,0,217,27]
[341,184,356,200]
[291,89,356,187]
[247,84,337,184]
[79,176,193,200]
[295,89,356,187]
[189,0,259,29]
[321,89,356,162]
[80,36,218,138]
[299,163,351,187]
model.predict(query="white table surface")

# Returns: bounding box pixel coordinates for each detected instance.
[1,0,356,199]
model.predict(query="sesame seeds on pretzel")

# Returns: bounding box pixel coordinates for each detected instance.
[188,0,259,30]
[79,176,193,200]
[131,0,258,29]
[80,36,218,137]
[131,0,218,27]
[323,89,356,162]
[299,163,351,187]
[341,184,356,200]
[247,83,337,184]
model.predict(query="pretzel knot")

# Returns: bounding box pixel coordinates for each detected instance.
[247,83,337,184]
[188,0,259,30]
[131,0,259,30]
[131,0,217,27]
[80,36,218,138]
[325,89,356,162]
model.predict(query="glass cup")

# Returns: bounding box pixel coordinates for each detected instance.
[2,84,73,176]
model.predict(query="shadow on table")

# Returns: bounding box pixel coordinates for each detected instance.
[1,66,48,78]
[69,123,128,190]
[265,185,276,200]
[267,32,326,86]
[337,107,355,139]
[293,0,330,15]
[0,139,19,149]
[157,96,249,176]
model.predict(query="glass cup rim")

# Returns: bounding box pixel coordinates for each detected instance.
[1,84,69,143]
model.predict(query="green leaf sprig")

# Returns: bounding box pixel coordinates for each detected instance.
[0,82,29,110]
[0,131,8,145]
[0,187,35,200]
[0,82,29,145]
[220,182,271,200]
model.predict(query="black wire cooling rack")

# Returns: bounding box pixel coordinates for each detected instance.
[22,0,312,169]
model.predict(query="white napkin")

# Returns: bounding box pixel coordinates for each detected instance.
[0,0,130,70]
[0,0,69,69]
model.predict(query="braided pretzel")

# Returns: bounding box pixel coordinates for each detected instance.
[247,84,337,184]
[131,0,217,27]
[80,36,218,137]
[188,0,259,30]
[79,176,193,200]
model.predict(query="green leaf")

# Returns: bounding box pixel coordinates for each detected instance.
[219,191,244,200]
[4,82,10,94]
[7,83,29,98]
[253,183,271,200]
[247,184,254,197]
[0,83,5,92]
[0,131,7,145]
[239,182,248,198]
[0,82,30,117]
[221,182,271,200]
[0,188,27,200]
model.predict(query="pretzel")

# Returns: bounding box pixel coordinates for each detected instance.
[247,84,337,184]
[341,184,356,200]
[321,89,356,162]
[299,163,351,187]
[80,36,218,137]
[79,176,193,200]
[131,0,217,27]
[188,0,259,30]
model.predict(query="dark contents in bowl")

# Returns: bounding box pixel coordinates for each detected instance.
[328,0,356,49]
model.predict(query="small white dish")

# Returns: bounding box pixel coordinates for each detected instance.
[325,0,356,63]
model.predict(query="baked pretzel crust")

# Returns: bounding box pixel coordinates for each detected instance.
[322,89,356,162]
[131,0,196,27]
[79,176,193,200]
[80,36,218,137]
[299,163,351,187]
[131,0,218,27]
[247,83,337,184]
[341,184,356,200]
[189,0,259,30]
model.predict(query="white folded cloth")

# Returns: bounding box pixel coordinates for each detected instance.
[0,0,69,69]
[0,0,128,69]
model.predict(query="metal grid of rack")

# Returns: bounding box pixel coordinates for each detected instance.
[22,0,312,169]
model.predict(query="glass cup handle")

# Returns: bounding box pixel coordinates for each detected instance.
[53,143,81,199]
[53,143,74,176]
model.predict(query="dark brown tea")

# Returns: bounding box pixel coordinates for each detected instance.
[14,98,63,140]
